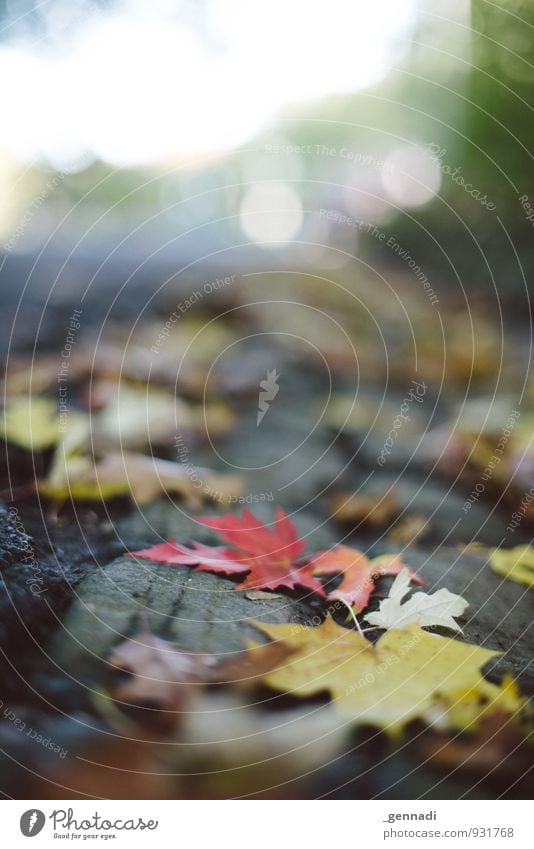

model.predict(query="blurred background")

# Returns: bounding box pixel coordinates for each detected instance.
[0,0,533,315]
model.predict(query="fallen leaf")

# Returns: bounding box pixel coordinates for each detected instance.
[199,507,305,562]
[93,383,235,450]
[424,675,530,732]
[249,617,521,732]
[131,509,324,591]
[489,546,534,589]
[324,393,424,439]
[365,568,468,632]
[130,539,246,574]
[31,733,174,800]
[421,401,532,523]
[0,396,60,450]
[107,626,293,716]
[38,412,91,485]
[310,545,425,611]
[328,489,399,528]
[179,692,348,798]
[94,385,191,449]
[198,508,325,593]
[387,514,429,544]
[108,628,220,710]
[106,319,240,393]
[131,511,423,600]
[2,355,60,396]
[420,702,533,783]
[38,450,244,508]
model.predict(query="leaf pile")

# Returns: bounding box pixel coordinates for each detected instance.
[1,372,243,508]
[118,506,531,735]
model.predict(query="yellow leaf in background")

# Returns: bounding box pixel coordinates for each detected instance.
[190,400,236,438]
[0,396,60,450]
[94,385,235,451]
[111,319,240,392]
[25,389,241,507]
[38,450,244,508]
[249,617,523,734]
[94,385,193,450]
[323,393,424,439]
[490,546,534,589]
[41,412,91,489]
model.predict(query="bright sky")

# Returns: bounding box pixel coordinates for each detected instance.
[0,0,418,170]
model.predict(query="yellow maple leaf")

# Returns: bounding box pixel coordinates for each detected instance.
[249,617,523,733]
[490,546,534,589]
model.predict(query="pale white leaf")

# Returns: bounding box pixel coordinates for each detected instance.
[365,568,468,632]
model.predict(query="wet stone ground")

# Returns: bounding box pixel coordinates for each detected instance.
[0,279,533,799]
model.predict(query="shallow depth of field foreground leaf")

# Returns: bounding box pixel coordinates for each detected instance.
[365,568,469,632]
[249,617,526,733]
[107,626,293,714]
[489,546,534,588]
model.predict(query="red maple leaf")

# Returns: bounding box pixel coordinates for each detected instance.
[310,546,425,611]
[130,509,325,594]
[198,508,324,593]
[130,539,247,575]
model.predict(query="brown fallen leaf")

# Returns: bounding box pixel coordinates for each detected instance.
[420,710,534,786]
[328,489,399,528]
[32,733,174,800]
[387,513,429,544]
[107,626,294,722]
[108,629,221,716]
[2,350,94,396]
[38,450,244,508]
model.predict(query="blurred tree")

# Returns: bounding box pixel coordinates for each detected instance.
[389,0,534,307]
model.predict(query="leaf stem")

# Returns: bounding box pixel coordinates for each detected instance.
[339,599,365,637]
